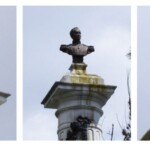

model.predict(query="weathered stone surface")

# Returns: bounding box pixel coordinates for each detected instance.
[61,63,104,85]
[41,81,116,140]
[42,82,116,109]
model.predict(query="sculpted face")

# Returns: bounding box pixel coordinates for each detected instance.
[70,27,81,41]
[60,27,95,63]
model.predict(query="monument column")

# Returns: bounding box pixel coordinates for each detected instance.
[41,27,116,140]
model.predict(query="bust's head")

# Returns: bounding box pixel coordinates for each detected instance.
[70,27,81,41]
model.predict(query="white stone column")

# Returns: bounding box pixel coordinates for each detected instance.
[42,63,116,140]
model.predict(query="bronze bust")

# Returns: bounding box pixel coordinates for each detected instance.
[60,27,94,63]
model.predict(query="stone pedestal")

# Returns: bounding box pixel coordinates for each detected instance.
[41,63,116,140]
[0,91,10,105]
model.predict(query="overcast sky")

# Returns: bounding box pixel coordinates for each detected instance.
[23,6,130,140]
[0,6,16,140]
[137,6,150,140]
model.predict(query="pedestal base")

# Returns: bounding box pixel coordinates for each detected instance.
[41,63,116,140]
[61,63,104,85]
[42,82,116,140]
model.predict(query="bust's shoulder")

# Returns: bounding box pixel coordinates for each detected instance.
[67,44,73,47]
[82,44,88,47]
